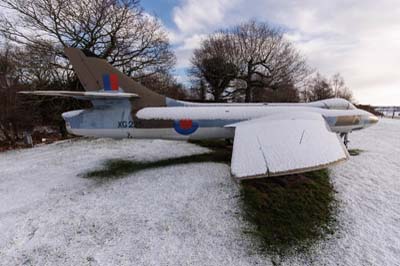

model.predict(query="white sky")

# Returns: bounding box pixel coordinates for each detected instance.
[167,0,400,105]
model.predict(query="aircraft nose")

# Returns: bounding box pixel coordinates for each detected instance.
[368,115,379,125]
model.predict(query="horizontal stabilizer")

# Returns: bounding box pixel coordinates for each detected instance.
[19,90,139,100]
[229,112,349,179]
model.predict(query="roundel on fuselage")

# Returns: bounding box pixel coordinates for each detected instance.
[173,119,199,135]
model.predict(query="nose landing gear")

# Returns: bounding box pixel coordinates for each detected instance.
[340,133,349,148]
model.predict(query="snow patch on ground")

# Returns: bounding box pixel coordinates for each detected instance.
[281,118,400,265]
[318,118,400,266]
[0,119,399,265]
[0,138,263,265]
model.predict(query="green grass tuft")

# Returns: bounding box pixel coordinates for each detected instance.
[240,169,339,258]
[348,149,363,156]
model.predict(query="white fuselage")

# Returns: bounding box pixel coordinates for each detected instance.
[65,103,378,140]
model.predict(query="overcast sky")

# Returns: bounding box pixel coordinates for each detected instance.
[143,0,400,105]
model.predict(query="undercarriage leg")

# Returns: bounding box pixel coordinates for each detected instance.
[340,133,350,148]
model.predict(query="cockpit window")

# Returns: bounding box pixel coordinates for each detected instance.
[312,98,356,110]
[347,102,356,110]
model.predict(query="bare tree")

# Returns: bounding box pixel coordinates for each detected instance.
[0,0,175,78]
[138,72,188,100]
[0,0,176,141]
[190,55,238,101]
[252,82,300,103]
[302,73,354,102]
[0,45,33,146]
[197,79,207,101]
[330,73,353,101]
[0,44,92,144]
[303,73,334,102]
[225,21,309,102]
[190,35,238,101]
[190,21,309,102]
[187,78,209,101]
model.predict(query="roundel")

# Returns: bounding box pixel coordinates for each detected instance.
[174,119,199,135]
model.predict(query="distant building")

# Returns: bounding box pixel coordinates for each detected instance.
[374,106,400,118]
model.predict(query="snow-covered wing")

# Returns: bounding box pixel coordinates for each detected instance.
[19,91,139,100]
[229,112,349,179]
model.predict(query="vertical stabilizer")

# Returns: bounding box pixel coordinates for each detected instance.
[64,47,166,108]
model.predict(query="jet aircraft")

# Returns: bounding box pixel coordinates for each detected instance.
[20,48,379,180]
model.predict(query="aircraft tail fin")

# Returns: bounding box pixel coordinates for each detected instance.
[64,47,166,108]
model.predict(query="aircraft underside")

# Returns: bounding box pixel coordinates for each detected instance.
[66,124,365,141]
[67,127,235,140]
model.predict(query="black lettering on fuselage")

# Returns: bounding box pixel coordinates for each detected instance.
[118,121,134,128]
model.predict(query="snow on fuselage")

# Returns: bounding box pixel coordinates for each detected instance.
[62,99,378,140]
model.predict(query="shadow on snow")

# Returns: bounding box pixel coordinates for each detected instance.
[81,140,341,263]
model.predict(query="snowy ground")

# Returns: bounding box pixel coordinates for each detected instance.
[0,119,399,265]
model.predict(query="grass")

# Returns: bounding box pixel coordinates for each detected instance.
[241,170,339,260]
[348,149,364,156]
[82,139,340,261]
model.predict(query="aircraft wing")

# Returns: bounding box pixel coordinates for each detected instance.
[227,111,349,179]
[19,90,139,100]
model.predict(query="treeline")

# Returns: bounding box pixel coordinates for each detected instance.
[0,0,353,146]
[189,22,352,103]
